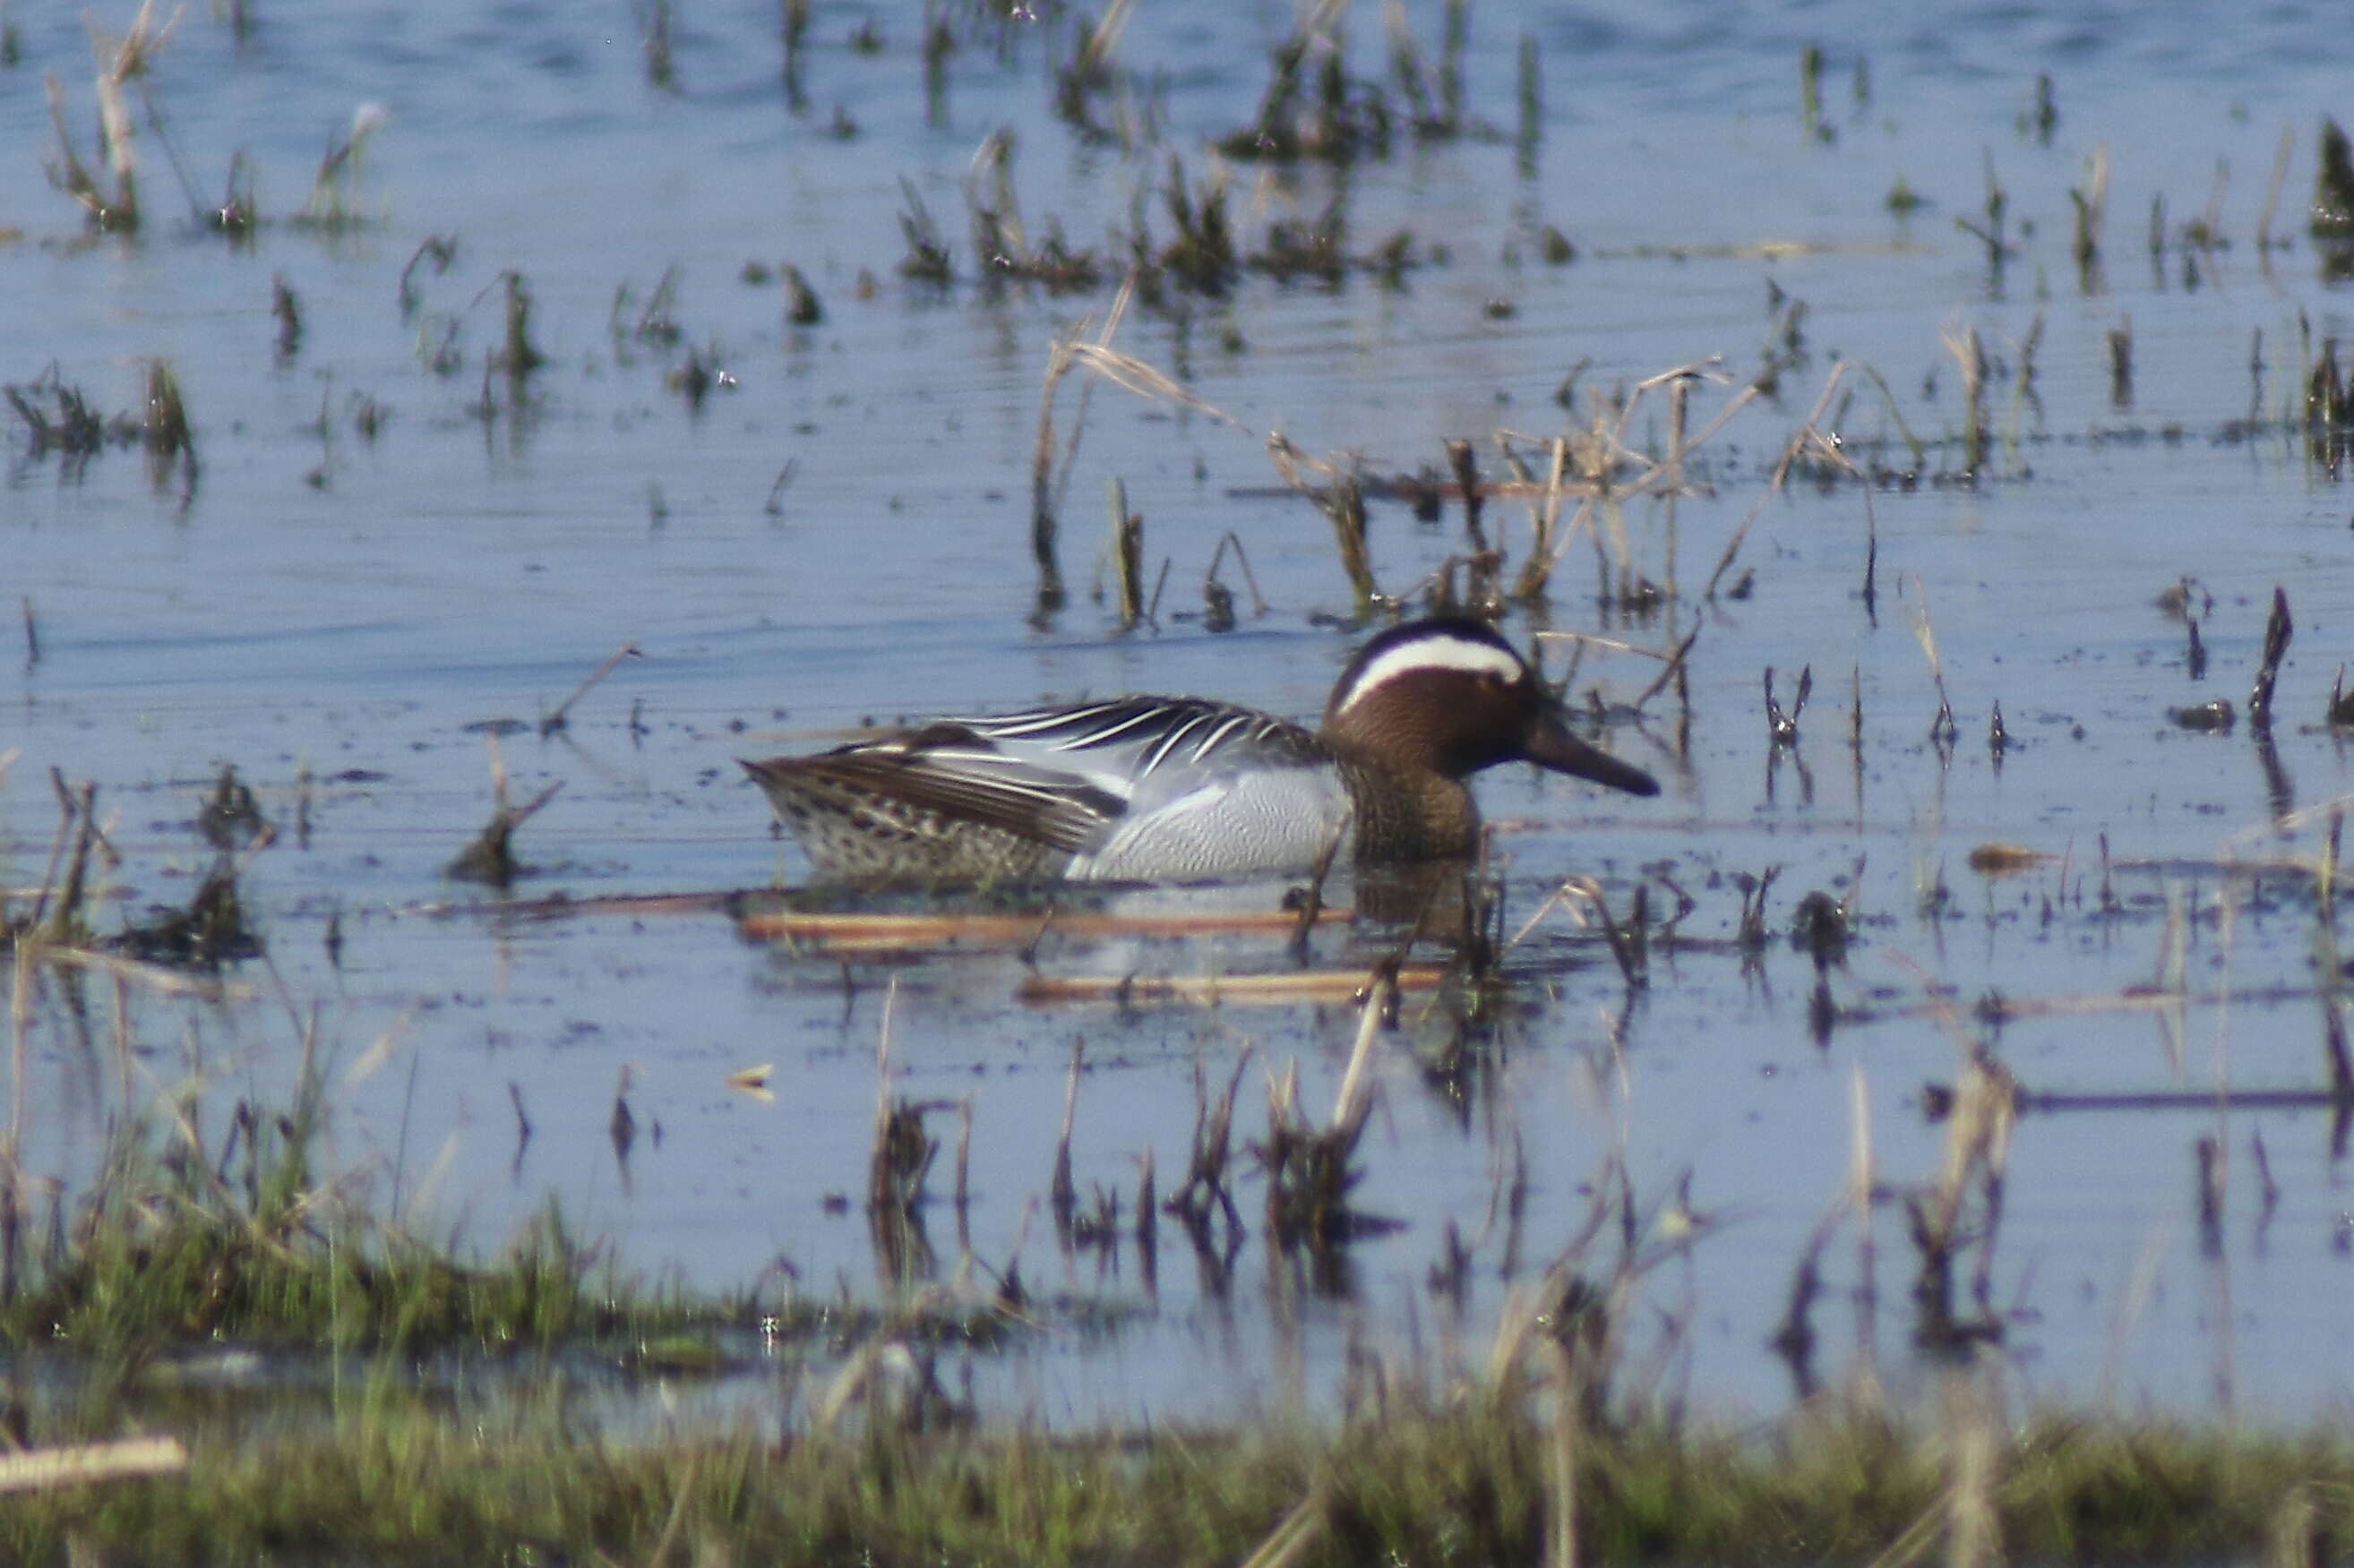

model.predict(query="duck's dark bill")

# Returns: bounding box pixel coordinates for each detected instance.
[1522,713,1661,797]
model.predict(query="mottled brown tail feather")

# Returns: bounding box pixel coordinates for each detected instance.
[743,752,1110,852]
[741,757,1070,884]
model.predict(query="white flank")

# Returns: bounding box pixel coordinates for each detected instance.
[1331,634,1525,715]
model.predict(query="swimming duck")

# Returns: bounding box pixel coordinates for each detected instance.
[743,616,1659,886]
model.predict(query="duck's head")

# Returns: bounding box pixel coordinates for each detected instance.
[1321,617,1660,795]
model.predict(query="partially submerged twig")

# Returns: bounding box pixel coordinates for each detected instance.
[539,640,642,737]
[446,739,562,887]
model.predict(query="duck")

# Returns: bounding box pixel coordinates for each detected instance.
[742,616,1660,887]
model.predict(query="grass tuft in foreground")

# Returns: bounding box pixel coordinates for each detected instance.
[11,1382,2354,1565]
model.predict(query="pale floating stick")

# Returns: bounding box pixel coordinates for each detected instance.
[740,905,1353,946]
[1532,629,1670,661]
[33,943,255,1000]
[1869,982,2312,1026]
[0,1435,187,1493]
[417,889,742,920]
[726,1062,775,1101]
[1018,966,1445,1006]
[1937,1083,2353,1115]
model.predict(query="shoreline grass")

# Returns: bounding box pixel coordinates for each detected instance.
[8,1061,2354,1564]
[11,1380,2354,1564]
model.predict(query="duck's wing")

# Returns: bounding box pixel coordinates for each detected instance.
[956,696,1328,802]
[960,698,1346,880]
[751,698,1329,860]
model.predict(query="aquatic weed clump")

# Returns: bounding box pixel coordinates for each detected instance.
[0,1078,704,1365]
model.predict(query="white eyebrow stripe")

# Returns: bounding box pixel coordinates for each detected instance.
[1332,638,1525,715]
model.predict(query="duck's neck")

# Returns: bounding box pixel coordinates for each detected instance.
[1330,748,1479,863]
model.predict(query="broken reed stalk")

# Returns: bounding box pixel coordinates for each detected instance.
[1328,963,1393,1139]
[42,778,100,946]
[866,979,941,1221]
[1031,339,1077,613]
[1774,364,1878,623]
[1703,363,1846,602]
[640,0,674,90]
[1944,323,1989,474]
[1259,964,1397,1250]
[1853,363,1929,470]
[921,0,952,126]
[1847,1065,1877,1337]
[1515,33,1541,168]
[2249,587,2293,729]
[1542,1333,1582,1568]
[1904,577,1960,747]
[1511,434,1574,601]
[5,941,27,1289]
[2316,117,2354,242]
[1546,876,1646,989]
[2324,814,2349,1090]
[780,0,809,101]
[1030,274,1152,616]
[2070,141,2108,288]
[1662,374,1688,604]
[1323,360,1752,606]
[1173,1052,1251,1238]
[1446,438,1490,553]
[539,640,641,737]
[1051,1040,1082,1228]
[47,4,178,231]
[1910,1044,2016,1341]
[1629,622,1702,712]
[1858,483,1879,623]
[295,104,387,232]
[1944,1358,2005,1568]
[496,271,546,376]
[44,73,116,227]
[142,358,196,501]
[2257,124,2294,253]
[1107,477,1144,627]
[1205,530,1270,624]
[1319,475,1378,613]
[445,737,562,887]
[1134,1145,1156,1253]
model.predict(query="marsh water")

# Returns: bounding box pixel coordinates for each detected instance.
[6,0,2354,1432]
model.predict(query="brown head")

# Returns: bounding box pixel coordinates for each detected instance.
[1319,617,1660,795]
